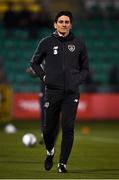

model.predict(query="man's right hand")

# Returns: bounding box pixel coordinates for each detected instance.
[26,66,37,77]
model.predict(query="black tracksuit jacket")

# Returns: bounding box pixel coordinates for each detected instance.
[30,31,89,93]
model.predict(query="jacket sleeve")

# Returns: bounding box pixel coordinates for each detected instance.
[30,38,47,81]
[79,43,89,84]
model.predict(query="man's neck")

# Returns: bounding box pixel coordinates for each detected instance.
[57,31,69,37]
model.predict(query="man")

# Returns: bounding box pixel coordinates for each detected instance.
[27,11,89,173]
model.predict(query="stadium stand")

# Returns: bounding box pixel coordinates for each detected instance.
[0,0,41,13]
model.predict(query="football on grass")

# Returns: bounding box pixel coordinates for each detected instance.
[4,124,17,134]
[22,133,37,147]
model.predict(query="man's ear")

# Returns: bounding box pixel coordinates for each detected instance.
[70,24,72,30]
[54,22,57,29]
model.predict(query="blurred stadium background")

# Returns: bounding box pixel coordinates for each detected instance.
[0,0,119,178]
[0,0,119,121]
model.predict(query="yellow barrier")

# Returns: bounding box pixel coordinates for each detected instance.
[0,85,13,122]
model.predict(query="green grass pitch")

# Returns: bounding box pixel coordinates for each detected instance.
[0,120,119,179]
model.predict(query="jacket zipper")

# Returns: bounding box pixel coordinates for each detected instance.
[62,42,66,91]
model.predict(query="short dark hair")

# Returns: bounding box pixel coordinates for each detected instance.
[54,11,73,23]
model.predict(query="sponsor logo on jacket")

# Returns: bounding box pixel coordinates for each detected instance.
[53,46,58,54]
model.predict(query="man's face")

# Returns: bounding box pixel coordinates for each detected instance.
[54,15,72,36]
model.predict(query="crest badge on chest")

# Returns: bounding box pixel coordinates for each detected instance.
[68,44,75,52]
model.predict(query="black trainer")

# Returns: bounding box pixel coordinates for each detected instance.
[58,163,67,173]
[44,154,54,171]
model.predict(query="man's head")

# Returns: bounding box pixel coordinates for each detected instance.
[54,11,73,37]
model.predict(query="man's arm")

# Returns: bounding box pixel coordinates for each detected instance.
[27,39,46,81]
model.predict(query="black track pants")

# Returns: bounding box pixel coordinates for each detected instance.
[43,89,79,164]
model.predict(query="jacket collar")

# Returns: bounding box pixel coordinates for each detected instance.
[52,31,74,42]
